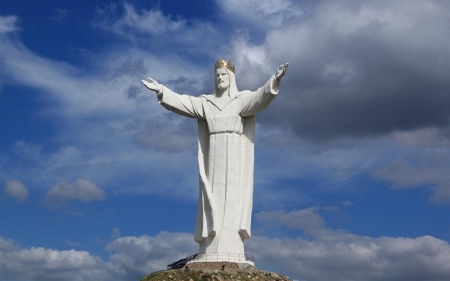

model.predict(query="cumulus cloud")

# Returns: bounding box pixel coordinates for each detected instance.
[367,127,450,204]
[0,11,209,199]
[44,179,105,206]
[2,0,450,210]
[2,2,450,279]
[3,137,199,202]
[4,180,29,202]
[210,0,450,142]
[248,208,450,281]
[255,208,325,234]
[216,0,306,30]
[0,15,19,34]
[94,3,221,56]
[248,234,450,281]
[374,159,450,204]
[249,207,447,280]
[106,232,196,279]
[0,237,110,281]
[216,0,450,204]
[2,228,450,281]
[131,117,197,152]
[0,232,196,281]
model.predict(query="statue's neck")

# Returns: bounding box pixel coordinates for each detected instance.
[215,87,228,98]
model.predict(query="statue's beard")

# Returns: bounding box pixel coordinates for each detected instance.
[217,82,229,90]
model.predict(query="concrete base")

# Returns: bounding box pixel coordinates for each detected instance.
[187,253,254,266]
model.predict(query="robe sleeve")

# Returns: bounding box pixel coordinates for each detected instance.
[239,75,280,117]
[157,86,206,119]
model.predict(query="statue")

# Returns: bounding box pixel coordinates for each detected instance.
[142,59,288,264]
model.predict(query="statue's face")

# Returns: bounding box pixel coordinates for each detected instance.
[216,68,230,90]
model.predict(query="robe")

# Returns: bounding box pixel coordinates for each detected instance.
[157,75,280,256]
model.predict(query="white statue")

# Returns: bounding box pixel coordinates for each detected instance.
[142,59,288,264]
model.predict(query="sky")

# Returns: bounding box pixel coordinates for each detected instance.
[1,0,450,280]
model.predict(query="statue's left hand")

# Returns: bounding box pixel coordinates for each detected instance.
[141,77,162,93]
[275,63,289,81]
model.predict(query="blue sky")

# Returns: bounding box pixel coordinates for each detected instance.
[1,0,450,280]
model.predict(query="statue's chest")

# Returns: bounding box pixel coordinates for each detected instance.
[204,98,243,134]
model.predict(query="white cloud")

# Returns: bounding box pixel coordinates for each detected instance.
[110,227,121,240]
[368,128,450,204]
[2,0,450,208]
[44,179,105,206]
[50,9,69,22]
[0,16,156,118]
[0,15,18,34]
[106,232,196,278]
[64,239,80,247]
[256,0,450,134]
[216,0,305,29]
[374,160,445,189]
[0,232,196,281]
[374,159,450,204]
[249,207,450,280]
[4,180,29,202]
[392,127,450,148]
[248,234,450,281]
[0,11,208,200]
[2,2,450,279]
[94,3,221,57]
[255,208,324,234]
[234,0,450,205]
[0,237,109,281]
[2,228,450,281]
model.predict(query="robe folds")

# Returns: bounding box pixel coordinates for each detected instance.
[157,76,279,255]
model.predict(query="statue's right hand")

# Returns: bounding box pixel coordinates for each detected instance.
[141,77,162,93]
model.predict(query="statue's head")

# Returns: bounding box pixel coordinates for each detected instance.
[214,58,238,97]
[216,68,230,90]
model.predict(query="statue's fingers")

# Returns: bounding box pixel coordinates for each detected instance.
[142,80,154,89]
[284,63,289,73]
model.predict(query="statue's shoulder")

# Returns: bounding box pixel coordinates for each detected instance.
[199,94,212,100]
[235,90,252,99]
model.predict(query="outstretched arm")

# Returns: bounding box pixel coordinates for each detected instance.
[141,77,205,119]
[240,63,289,117]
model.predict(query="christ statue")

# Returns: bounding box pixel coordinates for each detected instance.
[142,59,288,264]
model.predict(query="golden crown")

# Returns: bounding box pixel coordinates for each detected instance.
[215,58,235,73]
